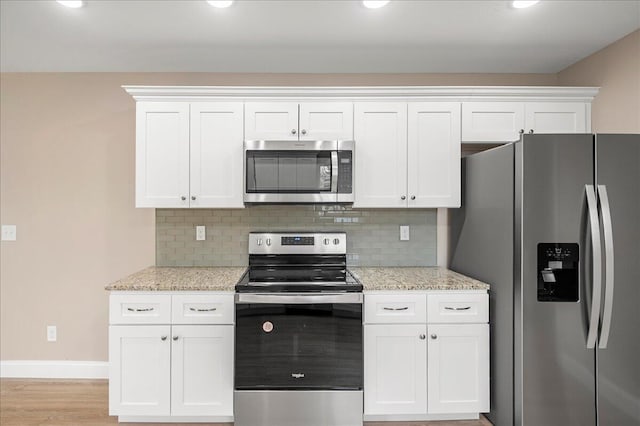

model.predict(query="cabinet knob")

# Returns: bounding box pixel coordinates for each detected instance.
[529,129,534,134]
[419,334,426,340]
[411,195,416,200]
[301,129,307,135]
[173,336,179,341]
[291,129,297,135]
[181,196,186,201]
[519,129,525,135]
[430,334,438,340]
[401,196,406,200]
[161,336,167,341]
[191,195,196,201]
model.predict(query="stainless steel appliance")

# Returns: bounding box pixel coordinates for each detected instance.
[450,134,640,426]
[244,140,354,203]
[234,232,363,426]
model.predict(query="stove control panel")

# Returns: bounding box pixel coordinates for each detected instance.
[249,232,346,255]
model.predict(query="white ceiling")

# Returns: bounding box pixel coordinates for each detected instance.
[1,0,639,73]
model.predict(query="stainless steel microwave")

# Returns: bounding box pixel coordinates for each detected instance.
[244,140,354,203]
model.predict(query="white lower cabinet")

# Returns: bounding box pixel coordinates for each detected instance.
[364,292,489,421]
[427,324,489,414]
[364,324,427,415]
[109,293,233,422]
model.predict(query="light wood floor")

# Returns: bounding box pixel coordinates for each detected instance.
[0,379,493,426]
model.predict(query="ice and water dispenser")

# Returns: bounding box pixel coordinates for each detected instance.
[537,243,579,302]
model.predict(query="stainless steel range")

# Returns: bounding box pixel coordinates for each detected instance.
[234,232,363,426]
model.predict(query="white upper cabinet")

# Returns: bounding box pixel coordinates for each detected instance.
[524,102,587,134]
[354,103,408,208]
[245,102,353,140]
[462,101,589,142]
[299,102,354,140]
[136,102,244,208]
[136,102,190,208]
[244,102,299,141]
[461,102,525,143]
[408,102,461,208]
[190,103,244,208]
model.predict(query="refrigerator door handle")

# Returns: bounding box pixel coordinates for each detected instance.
[597,185,614,349]
[585,185,603,349]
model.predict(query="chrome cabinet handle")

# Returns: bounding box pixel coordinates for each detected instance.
[173,336,179,341]
[410,196,416,200]
[598,185,614,349]
[127,307,154,312]
[189,307,217,312]
[419,334,426,340]
[291,129,297,135]
[430,334,437,340]
[401,196,406,200]
[161,336,167,341]
[528,129,534,134]
[585,185,603,349]
[181,196,187,201]
[301,129,307,135]
[444,306,471,311]
[191,195,196,201]
[383,306,409,311]
[519,129,525,134]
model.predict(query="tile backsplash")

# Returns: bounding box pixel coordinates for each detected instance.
[156,205,437,267]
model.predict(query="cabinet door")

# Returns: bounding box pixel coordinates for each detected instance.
[364,324,427,415]
[171,325,234,416]
[109,325,171,416]
[427,324,489,414]
[525,102,587,134]
[299,102,353,140]
[354,103,408,208]
[408,102,461,208]
[190,103,244,208]
[461,102,525,142]
[244,102,299,141]
[136,102,190,208]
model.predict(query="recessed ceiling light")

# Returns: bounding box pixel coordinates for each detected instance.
[207,0,234,8]
[512,0,540,8]
[363,1,391,9]
[56,0,85,8]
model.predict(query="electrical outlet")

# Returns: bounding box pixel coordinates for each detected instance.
[196,226,206,241]
[400,225,410,241]
[47,326,57,342]
[1,225,17,241]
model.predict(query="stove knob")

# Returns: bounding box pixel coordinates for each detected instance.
[266,238,271,246]
[257,238,263,246]
[323,238,330,245]
[333,238,340,245]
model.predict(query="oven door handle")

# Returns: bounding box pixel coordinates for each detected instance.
[235,293,363,304]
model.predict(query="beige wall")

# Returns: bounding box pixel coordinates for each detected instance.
[0,54,633,363]
[558,30,640,132]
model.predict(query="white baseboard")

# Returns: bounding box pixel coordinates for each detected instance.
[0,360,109,379]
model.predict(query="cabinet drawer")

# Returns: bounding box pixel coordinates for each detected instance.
[172,294,234,325]
[427,293,488,323]
[365,294,427,324]
[110,294,171,325]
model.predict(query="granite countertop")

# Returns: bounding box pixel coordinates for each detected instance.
[106,266,488,292]
[350,267,490,291]
[105,266,246,291]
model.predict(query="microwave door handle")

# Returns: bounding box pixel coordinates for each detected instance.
[331,151,339,193]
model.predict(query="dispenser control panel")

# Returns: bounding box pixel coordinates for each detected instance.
[537,243,579,302]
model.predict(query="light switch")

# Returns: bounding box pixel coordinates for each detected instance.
[196,226,206,241]
[1,225,17,241]
[400,225,410,241]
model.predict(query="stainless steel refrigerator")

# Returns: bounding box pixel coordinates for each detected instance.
[449,134,639,426]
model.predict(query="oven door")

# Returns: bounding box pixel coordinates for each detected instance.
[235,293,363,390]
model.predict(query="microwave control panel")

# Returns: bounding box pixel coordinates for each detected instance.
[337,151,353,194]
